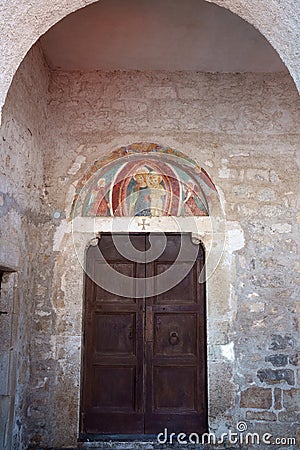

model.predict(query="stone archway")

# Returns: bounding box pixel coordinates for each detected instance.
[0,0,299,117]
[0,3,299,447]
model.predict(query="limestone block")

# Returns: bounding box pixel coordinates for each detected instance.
[208,362,234,419]
[144,86,177,99]
[274,388,282,410]
[257,368,295,386]
[265,354,288,367]
[240,387,272,409]
[246,169,270,182]
[278,411,300,423]
[269,334,295,351]
[246,411,276,421]
[282,388,300,411]
[258,188,277,202]
[289,353,300,366]
[207,320,229,345]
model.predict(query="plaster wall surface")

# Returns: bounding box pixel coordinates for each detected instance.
[0,0,300,119]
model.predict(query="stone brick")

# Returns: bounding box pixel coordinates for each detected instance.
[240,387,272,409]
[282,388,300,410]
[289,353,300,366]
[274,388,282,410]
[257,369,295,386]
[246,169,270,182]
[270,223,292,234]
[269,334,295,351]
[232,184,255,199]
[252,274,285,288]
[278,411,300,422]
[246,411,276,421]
[144,86,177,99]
[258,188,276,202]
[265,354,288,367]
[297,428,300,448]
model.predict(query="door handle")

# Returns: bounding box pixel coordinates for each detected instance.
[169,331,179,346]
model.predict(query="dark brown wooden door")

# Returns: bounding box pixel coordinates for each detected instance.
[81,233,207,436]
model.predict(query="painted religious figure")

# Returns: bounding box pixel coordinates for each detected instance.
[146,172,166,217]
[85,178,111,216]
[78,144,215,218]
[126,167,151,216]
[183,181,207,216]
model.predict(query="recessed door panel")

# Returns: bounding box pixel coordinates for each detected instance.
[153,313,197,356]
[154,262,196,303]
[94,261,136,302]
[94,313,136,356]
[153,366,197,411]
[91,366,136,411]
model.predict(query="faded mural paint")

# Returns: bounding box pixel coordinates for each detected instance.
[72,143,217,218]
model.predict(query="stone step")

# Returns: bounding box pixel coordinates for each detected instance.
[34,441,207,450]
[35,443,241,450]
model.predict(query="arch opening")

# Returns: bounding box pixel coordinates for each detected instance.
[0,1,299,448]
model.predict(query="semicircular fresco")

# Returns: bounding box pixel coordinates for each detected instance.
[71,143,217,218]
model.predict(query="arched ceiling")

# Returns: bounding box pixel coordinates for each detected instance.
[39,0,286,73]
[0,0,299,118]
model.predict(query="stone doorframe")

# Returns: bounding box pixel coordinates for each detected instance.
[55,214,245,442]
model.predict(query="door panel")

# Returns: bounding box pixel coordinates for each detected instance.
[154,262,197,303]
[94,313,136,356]
[153,366,197,410]
[81,233,207,436]
[144,233,207,434]
[91,366,136,410]
[81,235,144,434]
[94,261,136,302]
[153,313,197,357]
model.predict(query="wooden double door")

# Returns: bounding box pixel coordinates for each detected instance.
[81,233,207,436]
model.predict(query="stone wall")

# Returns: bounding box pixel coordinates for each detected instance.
[0,60,299,449]
[37,69,299,448]
[0,43,49,449]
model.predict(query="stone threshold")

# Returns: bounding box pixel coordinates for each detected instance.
[32,443,248,450]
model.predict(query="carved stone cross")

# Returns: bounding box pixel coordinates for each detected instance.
[138,218,150,230]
